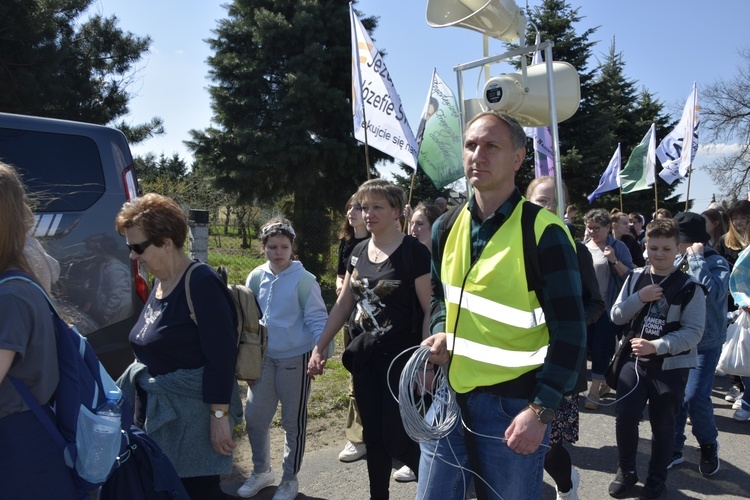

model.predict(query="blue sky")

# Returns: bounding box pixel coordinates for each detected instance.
[101,0,749,208]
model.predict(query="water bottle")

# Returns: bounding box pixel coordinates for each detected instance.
[80,390,122,483]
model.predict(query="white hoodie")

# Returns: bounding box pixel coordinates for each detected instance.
[246,260,328,358]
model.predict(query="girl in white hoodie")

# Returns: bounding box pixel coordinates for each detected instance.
[237,218,328,500]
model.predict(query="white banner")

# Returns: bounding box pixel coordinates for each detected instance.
[657,82,699,184]
[350,4,418,169]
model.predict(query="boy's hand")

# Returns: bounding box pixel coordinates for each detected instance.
[638,284,663,303]
[630,337,656,356]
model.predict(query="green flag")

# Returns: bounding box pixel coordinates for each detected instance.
[620,123,656,194]
[416,69,463,189]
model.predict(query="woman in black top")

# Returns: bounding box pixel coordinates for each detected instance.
[309,180,431,500]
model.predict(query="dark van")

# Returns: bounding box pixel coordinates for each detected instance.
[0,113,147,377]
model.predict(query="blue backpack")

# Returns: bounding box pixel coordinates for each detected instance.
[1,271,132,498]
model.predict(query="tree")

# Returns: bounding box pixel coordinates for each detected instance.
[517,0,599,202]
[187,0,381,276]
[702,47,750,201]
[586,40,677,214]
[391,163,449,209]
[0,0,162,142]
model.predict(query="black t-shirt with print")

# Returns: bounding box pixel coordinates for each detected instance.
[346,235,430,354]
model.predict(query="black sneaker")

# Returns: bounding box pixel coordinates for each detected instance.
[609,468,638,498]
[639,479,666,499]
[699,442,720,476]
[667,452,683,469]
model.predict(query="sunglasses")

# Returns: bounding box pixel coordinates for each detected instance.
[126,239,153,255]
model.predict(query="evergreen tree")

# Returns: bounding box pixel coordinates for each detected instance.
[187,0,380,275]
[0,0,161,142]
[588,41,678,215]
[391,163,449,209]
[517,0,599,203]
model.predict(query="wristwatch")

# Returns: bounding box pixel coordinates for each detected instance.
[211,409,228,419]
[528,403,555,425]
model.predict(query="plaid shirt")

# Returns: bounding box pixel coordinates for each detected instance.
[430,188,587,410]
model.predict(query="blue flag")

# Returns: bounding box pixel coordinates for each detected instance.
[587,144,621,203]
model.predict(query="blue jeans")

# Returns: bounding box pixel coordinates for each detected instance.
[741,376,750,410]
[416,392,549,500]
[588,314,622,378]
[674,347,721,452]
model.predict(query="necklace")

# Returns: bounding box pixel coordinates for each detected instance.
[372,236,396,272]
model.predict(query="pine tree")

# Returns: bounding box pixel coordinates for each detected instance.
[518,0,599,203]
[0,0,160,141]
[187,0,380,275]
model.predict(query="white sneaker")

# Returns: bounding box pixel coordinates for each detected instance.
[734,407,750,422]
[338,441,366,462]
[272,478,299,500]
[725,386,742,402]
[556,466,580,500]
[237,468,275,498]
[733,398,744,410]
[393,465,416,482]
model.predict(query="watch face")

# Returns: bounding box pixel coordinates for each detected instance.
[213,410,225,418]
[539,408,555,425]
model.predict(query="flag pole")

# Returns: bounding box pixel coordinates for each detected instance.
[405,165,417,233]
[684,165,693,211]
[654,180,659,214]
[350,3,371,179]
[619,189,623,212]
[361,107,371,180]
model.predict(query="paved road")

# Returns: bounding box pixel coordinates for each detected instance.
[222,375,749,499]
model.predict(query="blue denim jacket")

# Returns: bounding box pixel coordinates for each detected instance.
[678,248,730,351]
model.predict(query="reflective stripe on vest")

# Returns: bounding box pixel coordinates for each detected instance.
[443,283,546,329]
[441,200,569,393]
[446,333,549,368]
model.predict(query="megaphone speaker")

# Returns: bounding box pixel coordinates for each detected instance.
[482,61,580,127]
[426,0,525,42]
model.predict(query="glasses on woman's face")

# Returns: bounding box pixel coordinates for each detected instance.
[586,225,604,234]
[126,239,153,255]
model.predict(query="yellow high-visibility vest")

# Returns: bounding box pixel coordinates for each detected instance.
[441,201,568,393]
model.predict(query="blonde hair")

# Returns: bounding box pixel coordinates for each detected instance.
[0,162,34,275]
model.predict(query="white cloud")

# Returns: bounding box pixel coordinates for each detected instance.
[698,143,745,157]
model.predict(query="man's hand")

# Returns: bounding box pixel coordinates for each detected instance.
[504,407,547,455]
[422,333,450,365]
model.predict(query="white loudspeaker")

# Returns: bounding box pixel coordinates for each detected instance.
[426,0,525,42]
[482,61,581,127]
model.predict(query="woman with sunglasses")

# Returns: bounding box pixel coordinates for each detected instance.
[115,193,241,500]
[582,208,634,410]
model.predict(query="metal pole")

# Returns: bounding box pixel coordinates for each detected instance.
[543,43,565,218]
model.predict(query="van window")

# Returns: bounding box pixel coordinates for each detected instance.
[0,128,105,212]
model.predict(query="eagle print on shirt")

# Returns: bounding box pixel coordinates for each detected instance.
[350,267,400,337]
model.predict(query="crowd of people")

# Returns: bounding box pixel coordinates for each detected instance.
[2,107,750,500]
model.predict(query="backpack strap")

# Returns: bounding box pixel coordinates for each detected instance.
[0,272,79,452]
[183,262,202,325]
[436,203,466,263]
[297,270,315,310]
[520,201,545,299]
[247,268,264,297]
